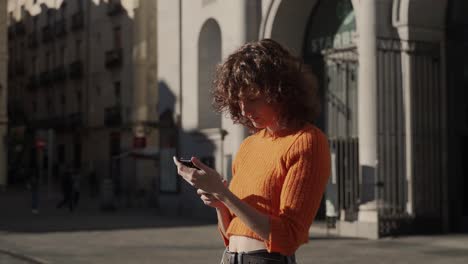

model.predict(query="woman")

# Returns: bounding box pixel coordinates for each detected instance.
[173,39,330,264]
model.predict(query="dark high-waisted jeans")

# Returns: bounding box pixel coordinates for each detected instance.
[220,248,297,264]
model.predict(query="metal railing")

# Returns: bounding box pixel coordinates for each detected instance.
[329,137,360,221]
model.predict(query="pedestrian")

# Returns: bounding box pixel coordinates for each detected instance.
[173,39,331,264]
[30,166,40,214]
[88,169,99,198]
[56,166,74,211]
[71,168,81,210]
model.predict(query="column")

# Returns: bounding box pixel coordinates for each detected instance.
[353,0,378,220]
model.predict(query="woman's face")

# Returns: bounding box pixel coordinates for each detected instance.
[238,96,279,130]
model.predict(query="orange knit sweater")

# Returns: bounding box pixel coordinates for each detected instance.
[220,123,331,256]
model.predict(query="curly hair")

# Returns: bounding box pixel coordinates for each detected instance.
[212,39,321,132]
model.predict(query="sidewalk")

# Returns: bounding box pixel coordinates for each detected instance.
[1,188,468,264]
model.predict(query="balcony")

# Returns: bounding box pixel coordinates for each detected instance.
[28,32,39,49]
[53,65,67,82]
[68,60,83,80]
[71,12,84,31]
[105,48,123,69]
[42,25,54,43]
[107,1,124,16]
[27,76,39,91]
[104,105,122,127]
[39,71,52,86]
[55,19,67,38]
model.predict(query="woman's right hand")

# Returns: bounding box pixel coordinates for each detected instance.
[197,180,228,209]
[197,189,225,208]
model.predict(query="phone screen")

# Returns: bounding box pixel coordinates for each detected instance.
[178,158,198,169]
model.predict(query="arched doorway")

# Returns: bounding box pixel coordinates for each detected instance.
[303,0,358,223]
[446,0,468,232]
[198,18,222,129]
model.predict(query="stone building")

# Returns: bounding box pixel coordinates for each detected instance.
[7,0,158,203]
[0,0,7,189]
[157,0,468,236]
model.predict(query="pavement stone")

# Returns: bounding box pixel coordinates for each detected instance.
[1,188,468,263]
[0,250,39,264]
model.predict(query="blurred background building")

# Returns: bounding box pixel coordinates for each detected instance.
[0,0,7,190]
[3,0,468,238]
[6,0,158,206]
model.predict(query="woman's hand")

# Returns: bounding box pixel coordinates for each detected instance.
[197,189,224,208]
[196,179,228,208]
[173,156,227,195]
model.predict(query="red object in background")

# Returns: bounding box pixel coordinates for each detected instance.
[35,138,46,150]
[133,136,146,148]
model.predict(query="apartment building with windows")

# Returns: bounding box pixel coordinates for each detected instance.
[7,0,158,202]
[0,0,7,189]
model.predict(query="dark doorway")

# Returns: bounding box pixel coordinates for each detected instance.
[446,0,468,232]
[303,0,358,222]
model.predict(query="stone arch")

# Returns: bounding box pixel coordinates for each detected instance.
[392,0,447,40]
[260,0,319,56]
[198,18,222,129]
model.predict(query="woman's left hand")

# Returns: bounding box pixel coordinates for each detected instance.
[173,156,226,195]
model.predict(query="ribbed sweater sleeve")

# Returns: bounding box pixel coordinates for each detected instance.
[266,129,331,255]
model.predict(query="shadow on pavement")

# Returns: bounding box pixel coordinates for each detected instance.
[0,189,216,234]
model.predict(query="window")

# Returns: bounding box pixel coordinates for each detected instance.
[60,2,67,18]
[32,56,36,74]
[33,17,38,31]
[20,6,26,19]
[57,145,65,163]
[76,90,82,109]
[77,0,83,10]
[45,52,50,70]
[61,94,66,113]
[113,26,121,48]
[47,9,53,25]
[61,94,66,105]
[51,51,56,68]
[114,82,121,104]
[47,98,53,114]
[60,46,65,65]
[75,39,81,59]
[19,43,25,63]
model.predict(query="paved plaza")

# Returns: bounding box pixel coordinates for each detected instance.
[1,189,468,264]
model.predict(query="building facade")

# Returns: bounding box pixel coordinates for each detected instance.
[157,0,468,235]
[0,0,7,189]
[7,0,158,204]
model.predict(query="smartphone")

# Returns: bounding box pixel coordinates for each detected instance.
[178,158,198,169]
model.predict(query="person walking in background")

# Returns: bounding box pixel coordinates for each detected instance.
[30,166,40,214]
[88,169,99,198]
[173,39,331,264]
[71,168,81,210]
[56,166,74,211]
